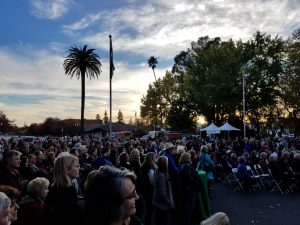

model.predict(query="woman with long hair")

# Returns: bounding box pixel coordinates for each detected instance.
[140,152,156,225]
[43,155,81,225]
[152,156,174,225]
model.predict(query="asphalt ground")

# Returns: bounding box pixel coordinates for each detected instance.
[210,181,300,225]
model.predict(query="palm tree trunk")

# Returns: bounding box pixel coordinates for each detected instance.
[81,70,85,138]
[152,69,157,81]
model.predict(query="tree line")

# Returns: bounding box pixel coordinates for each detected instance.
[0,109,134,136]
[141,30,300,135]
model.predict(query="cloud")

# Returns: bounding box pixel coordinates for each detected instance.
[29,0,71,19]
[3,0,300,126]
[62,0,299,61]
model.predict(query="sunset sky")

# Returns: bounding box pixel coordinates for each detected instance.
[0,0,299,126]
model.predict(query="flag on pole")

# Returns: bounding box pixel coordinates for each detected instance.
[109,35,115,79]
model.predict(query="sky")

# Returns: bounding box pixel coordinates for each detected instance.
[0,0,299,127]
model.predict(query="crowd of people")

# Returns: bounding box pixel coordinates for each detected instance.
[2,133,298,224]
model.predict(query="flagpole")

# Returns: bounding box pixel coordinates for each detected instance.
[109,35,112,141]
[109,35,115,141]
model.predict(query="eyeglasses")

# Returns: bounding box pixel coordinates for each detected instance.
[123,190,138,200]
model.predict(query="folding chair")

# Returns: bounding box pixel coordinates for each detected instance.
[268,169,284,195]
[222,162,236,185]
[231,168,244,192]
[246,165,263,190]
[254,164,271,189]
[288,166,298,193]
[223,172,236,186]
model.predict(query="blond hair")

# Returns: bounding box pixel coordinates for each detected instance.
[52,155,78,187]
[179,152,192,165]
[130,149,141,165]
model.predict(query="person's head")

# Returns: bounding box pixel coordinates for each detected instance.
[200,212,230,225]
[176,145,186,155]
[179,152,192,165]
[150,141,157,148]
[3,150,21,169]
[84,166,138,225]
[118,152,129,164]
[27,154,36,165]
[238,156,246,164]
[27,177,50,200]
[34,150,44,162]
[0,192,12,225]
[52,155,80,188]
[129,149,140,163]
[156,156,168,173]
[101,147,110,156]
[269,153,278,162]
[0,185,20,222]
[294,153,300,161]
[260,152,268,160]
[142,152,156,167]
[164,142,175,154]
[201,145,209,153]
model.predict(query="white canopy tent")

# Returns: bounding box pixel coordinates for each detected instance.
[219,122,240,131]
[219,122,240,139]
[200,122,221,135]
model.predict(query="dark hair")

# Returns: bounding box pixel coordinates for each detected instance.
[84,166,136,225]
[156,156,168,173]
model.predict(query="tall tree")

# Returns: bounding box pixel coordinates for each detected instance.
[243,31,285,133]
[129,117,133,125]
[0,111,15,134]
[103,110,109,124]
[185,36,244,124]
[63,45,102,137]
[279,29,300,131]
[117,110,124,123]
[141,71,177,126]
[96,114,100,121]
[148,56,158,81]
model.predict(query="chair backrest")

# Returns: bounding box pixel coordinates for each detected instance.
[254,164,263,174]
[246,165,257,176]
[246,165,252,171]
[232,168,238,173]
[268,169,275,179]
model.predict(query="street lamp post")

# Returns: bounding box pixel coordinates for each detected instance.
[242,73,246,139]
[242,60,253,140]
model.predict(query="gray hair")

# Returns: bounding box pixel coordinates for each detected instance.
[269,153,278,162]
[27,177,50,194]
[0,192,11,215]
[200,212,230,225]
[84,166,137,225]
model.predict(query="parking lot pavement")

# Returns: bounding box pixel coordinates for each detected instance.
[210,181,300,225]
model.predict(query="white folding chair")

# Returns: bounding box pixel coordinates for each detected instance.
[246,165,263,190]
[254,164,271,189]
[268,169,284,195]
[231,168,244,192]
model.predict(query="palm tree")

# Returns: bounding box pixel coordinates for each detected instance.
[63,45,102,138]
[148,56,158,81]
